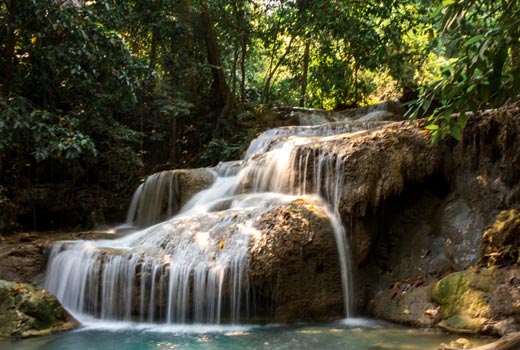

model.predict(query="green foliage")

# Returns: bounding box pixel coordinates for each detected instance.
[0,0,145,191]
[0,95,96,162]
[408,0,520,141]
[199,138,246,166]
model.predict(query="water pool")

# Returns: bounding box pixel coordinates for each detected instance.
[0,319,485,350]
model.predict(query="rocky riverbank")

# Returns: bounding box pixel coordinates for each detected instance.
[0,280,78,338]
[371,209,520,337]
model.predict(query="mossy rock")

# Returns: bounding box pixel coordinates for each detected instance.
[0,280,78,338]
[433,269,501,333]
[437,315,489,334]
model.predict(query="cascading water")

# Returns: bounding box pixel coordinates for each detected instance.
[45,112,392,324]
[124,170,181,228]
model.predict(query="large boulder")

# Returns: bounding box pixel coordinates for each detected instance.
[0,280,78,338]
[127,168,215,228]
[432,267,520,336]
[370,266,520,336]
[370,276,440,328]
[249,199,343,322]
[175,168,215,207]
[432,269,498,334]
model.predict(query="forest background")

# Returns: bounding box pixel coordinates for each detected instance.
[0,0,518,231]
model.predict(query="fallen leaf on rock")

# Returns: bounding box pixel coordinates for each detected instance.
[390,288,398,299]
[424,308,438,318]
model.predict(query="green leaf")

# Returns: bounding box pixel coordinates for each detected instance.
[442,0,457,7]
[467,84,477,93]
[425,124,440,131]
[458,111,468,129]
[422,99,432,112]
[463,35,484,48]
[450,124,462,141]
[479,85,491,103]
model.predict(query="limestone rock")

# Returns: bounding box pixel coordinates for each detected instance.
[0,243,48,285]
[370,277,440,327]
[439,197,484,269]
[350,220,372,265]
[249,200,344,322]
[441,338,476,349]
[480,210,520,266]
[175,168,215,206]
[432,269,499,333]
[0,280,78,338]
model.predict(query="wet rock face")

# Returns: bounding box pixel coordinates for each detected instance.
[248,200,344,322]
[0,280,78,338]
[0,231,118,285]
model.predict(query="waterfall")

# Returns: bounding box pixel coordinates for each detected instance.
[45,110,391,324]
[125,170,182,228]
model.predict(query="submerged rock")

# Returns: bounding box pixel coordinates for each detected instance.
[0,280,78,338]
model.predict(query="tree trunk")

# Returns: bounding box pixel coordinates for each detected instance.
[200,0,234,136]
[261,34,297,105]
[354,58,359,104]
[3,0,16,98]
[230,0,239,96]
[299,39,310,107]
[177,0,197,96]
[169,0,196,164]
[170,116,177,167]
[149,28,158,70]
[240,33,247,103]
[236,0,248,103]
[503,0,520,95]
[231,37,239,96]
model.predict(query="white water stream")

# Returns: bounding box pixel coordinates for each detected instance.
[45,112,391,324]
